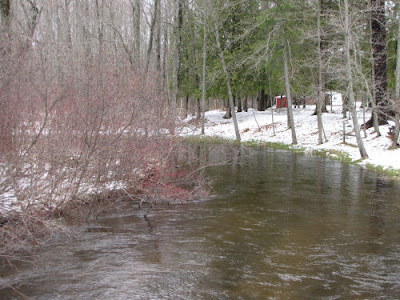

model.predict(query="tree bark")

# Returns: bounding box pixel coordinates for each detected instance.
[155,0,161,72]
[213,13,240,140]
[257,90,266,111]
[316,0,325,144]
[237,97,242,112]
[23,0,41,50]
[171,0,183,118]
[344,0,368,158]
[201,0,207,135]
[145,0,160,75]
[64,0,72,49]
[394,1,400,146]
[197,98,201,119]
[184,95,189,118]
[243,97,248,112]
[0,0,10,29]
[282,36,297,145]
[131,0,141,67]
[312,0,329,116]
[269,73,276,136]
[365,0,388,128]
[95,0,104,64]
[162,13,168,89]
[223,99,232,119]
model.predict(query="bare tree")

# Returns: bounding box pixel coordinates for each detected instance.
[282,36,297,145]
[210,1,240,141]
[0,0,207,258]
[343,0,368,158]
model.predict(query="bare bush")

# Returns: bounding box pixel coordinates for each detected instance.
[0,46,204,260]
[0,0,209,260]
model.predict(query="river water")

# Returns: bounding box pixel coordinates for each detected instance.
[1,144,400,299]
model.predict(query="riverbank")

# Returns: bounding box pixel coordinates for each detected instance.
[181,104,400,179]
[0,139,208,259]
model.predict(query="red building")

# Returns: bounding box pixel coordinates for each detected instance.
[275,96,287,108]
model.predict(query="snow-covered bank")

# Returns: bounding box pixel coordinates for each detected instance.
[182,103,400,173]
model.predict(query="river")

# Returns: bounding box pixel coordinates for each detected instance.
[1,144,400,299]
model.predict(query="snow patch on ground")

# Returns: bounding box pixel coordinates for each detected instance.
[181,101,400,171]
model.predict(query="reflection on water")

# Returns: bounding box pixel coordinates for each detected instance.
[1,144,400,299]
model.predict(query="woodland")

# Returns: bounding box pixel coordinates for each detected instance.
[0,0,400,257]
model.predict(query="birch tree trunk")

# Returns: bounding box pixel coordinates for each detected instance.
[344,0,368,158]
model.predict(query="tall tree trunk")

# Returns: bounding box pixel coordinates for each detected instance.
[184,95,189,118]
[213,13,240,141]
[0,0,10,29]
[223,99,232,119]
[243,97,248,112]
[155,0,161,72]
[237,97,242,112]
[176,0,183,78]
[258,90,265,111]
[170,0,183,118]
[145,0,160,75]
[187,0,200,119]
[316,0,325,144]
[95,0,104,65]
[201,0,207,135]
[162,15,168,89]
[269,73,276,136]
[22,0,41,50]
[131,0,141,68]
[82,1,91,67]
[365,0,388,128]
[313,0,329,116]
[64,0,72,49]
[394,1,400,146]
[344,0,368,158]
[282,36,297,145]
[196,98,201,118]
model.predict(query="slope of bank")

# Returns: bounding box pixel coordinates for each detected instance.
[182,104,400,177]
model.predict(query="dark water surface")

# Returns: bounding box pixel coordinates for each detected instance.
[1,144,400,299]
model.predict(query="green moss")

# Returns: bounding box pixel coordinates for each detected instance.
[365,164,400,179]
[388,145,399,151]
[243,140,305,153]
[311,149,354,164]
